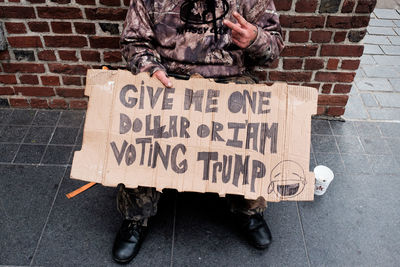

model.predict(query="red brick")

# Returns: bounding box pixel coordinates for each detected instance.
[1,6,35,18]
[41,76,60,86]
[268,59,279,69]
[19,75,39,85]
[49,99,68,109]
[44,36,88,48]
[327,58,339,70]
[89,36,120,48]
[304,58,324,70]
[49,64,88,75]
[14,86,55,97]
[326,16,370,29]
[327,107,345,116]
[275,0,292,11]
[315,72,356,83]
[0,75,17,84]
[56,87,85,98]
[38,50,57,61]
[62,76,82,86]
[355,0,377,13]
[0,51,10,60]
[28,22,50,32]
[317,106,326,115]
[295,0,317,13]
[100,0,121,6]
[81,50,100,62]
[10,98,29,107]
[318,95,349,106]
[2,63,45,73]
[311,31,332,43]
[334,31,347,43]
[289,31,309,43]
[341,0,355,13]
[321,83,332,94]
[37,7,83,19]
[103,51,122,63]
[5,22,26,34]
[252,70,268,82]
[59,51,78,61]
[7,36,42,48]
[333,84,352,93]
[0,87,14,95]
[320,45,364,57]
[85,8,127,21]
[280,15,325,28]
[51,22,72,34]
[30,98,49,108]
[27,0,46,3]
[74,22,96,34]
[76,0,95,4]
[283,58,303,70]
[69,99,88,109]
[281,45,318,57]
[269,71,312,82]
[341,59,360,70]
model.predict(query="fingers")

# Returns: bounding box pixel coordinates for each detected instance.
[232,11,249,28]
[223,19,244,34]
[153,70,172,88]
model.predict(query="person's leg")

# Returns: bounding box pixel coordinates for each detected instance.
[113,184,161,263]
[228,195,272,249]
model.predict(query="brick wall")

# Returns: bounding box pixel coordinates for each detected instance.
[0,0,376,116]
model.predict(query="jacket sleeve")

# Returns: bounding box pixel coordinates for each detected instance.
[120,0,166,75]
[242,0,285,66]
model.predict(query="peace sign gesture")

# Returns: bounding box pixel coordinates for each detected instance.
[223,12,258,49]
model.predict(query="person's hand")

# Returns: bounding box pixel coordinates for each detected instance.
[153,70,172,88]
[223,12,258,49]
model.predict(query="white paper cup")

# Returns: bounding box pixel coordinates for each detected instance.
[314,165,334,196]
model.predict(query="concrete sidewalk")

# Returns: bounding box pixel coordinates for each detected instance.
[1,108,400,266]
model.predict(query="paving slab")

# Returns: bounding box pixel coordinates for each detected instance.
[0,125,29,143]
[172,192,309,267]
[360,93,379,107]
[32,111,60,126]
[389,78,400,91]
[380,45,400,55]
[374,92,400,107]
[353,121,382,136]
[374,8,400,19]
[14,144,47,164]
[368,154,400,175]
[362,65,400,78]
[378,122,400,137]
[0,143,19,163]
[311,120,332,135]
[360,136,392,155]
[299,173,400,266]
[329,121,357,136]
[343,95,369,120]
[340,153,373,174]
[373,55,400,65]
[367,26,397,36]
[32,169,175,267]
[363,35,390,45]
[334,136,364,154]
[0,109,13,124]
[367,108,400,121]
[363,44,384,54]
[368,18,395,27]
[359,55,375,65]
[6,109,36,125]
[354,78,393,92]
[50,127,80,145]
[314,152,345,173]
[311,135,339,153]
[58,111,85,128]
[388,36,400,45]
[23,127,54,144]
[0,165,66,266]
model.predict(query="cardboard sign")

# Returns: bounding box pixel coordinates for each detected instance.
[71,70,318,201]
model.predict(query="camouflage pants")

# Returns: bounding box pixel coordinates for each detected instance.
[116,74,268,223]
[117,184,267,224]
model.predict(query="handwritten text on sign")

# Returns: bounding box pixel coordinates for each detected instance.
[71,70,317,201]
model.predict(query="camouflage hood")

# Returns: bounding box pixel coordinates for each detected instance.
[121,0,284,78]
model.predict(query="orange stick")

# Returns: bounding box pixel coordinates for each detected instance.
[66,182,96,199]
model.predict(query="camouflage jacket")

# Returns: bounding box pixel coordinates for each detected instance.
[121,0,284,78]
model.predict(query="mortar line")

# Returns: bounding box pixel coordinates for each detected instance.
[29,166,68,266]
[296,202,311,267]
[10,110,38,163]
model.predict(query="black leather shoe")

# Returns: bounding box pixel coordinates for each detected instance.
[239,213,272,249]
[112,220,147,264]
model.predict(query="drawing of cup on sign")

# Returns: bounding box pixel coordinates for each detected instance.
[268,160,307,199]
[313,165,334,196]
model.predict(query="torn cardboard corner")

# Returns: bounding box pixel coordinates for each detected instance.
[71,69,318,202]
